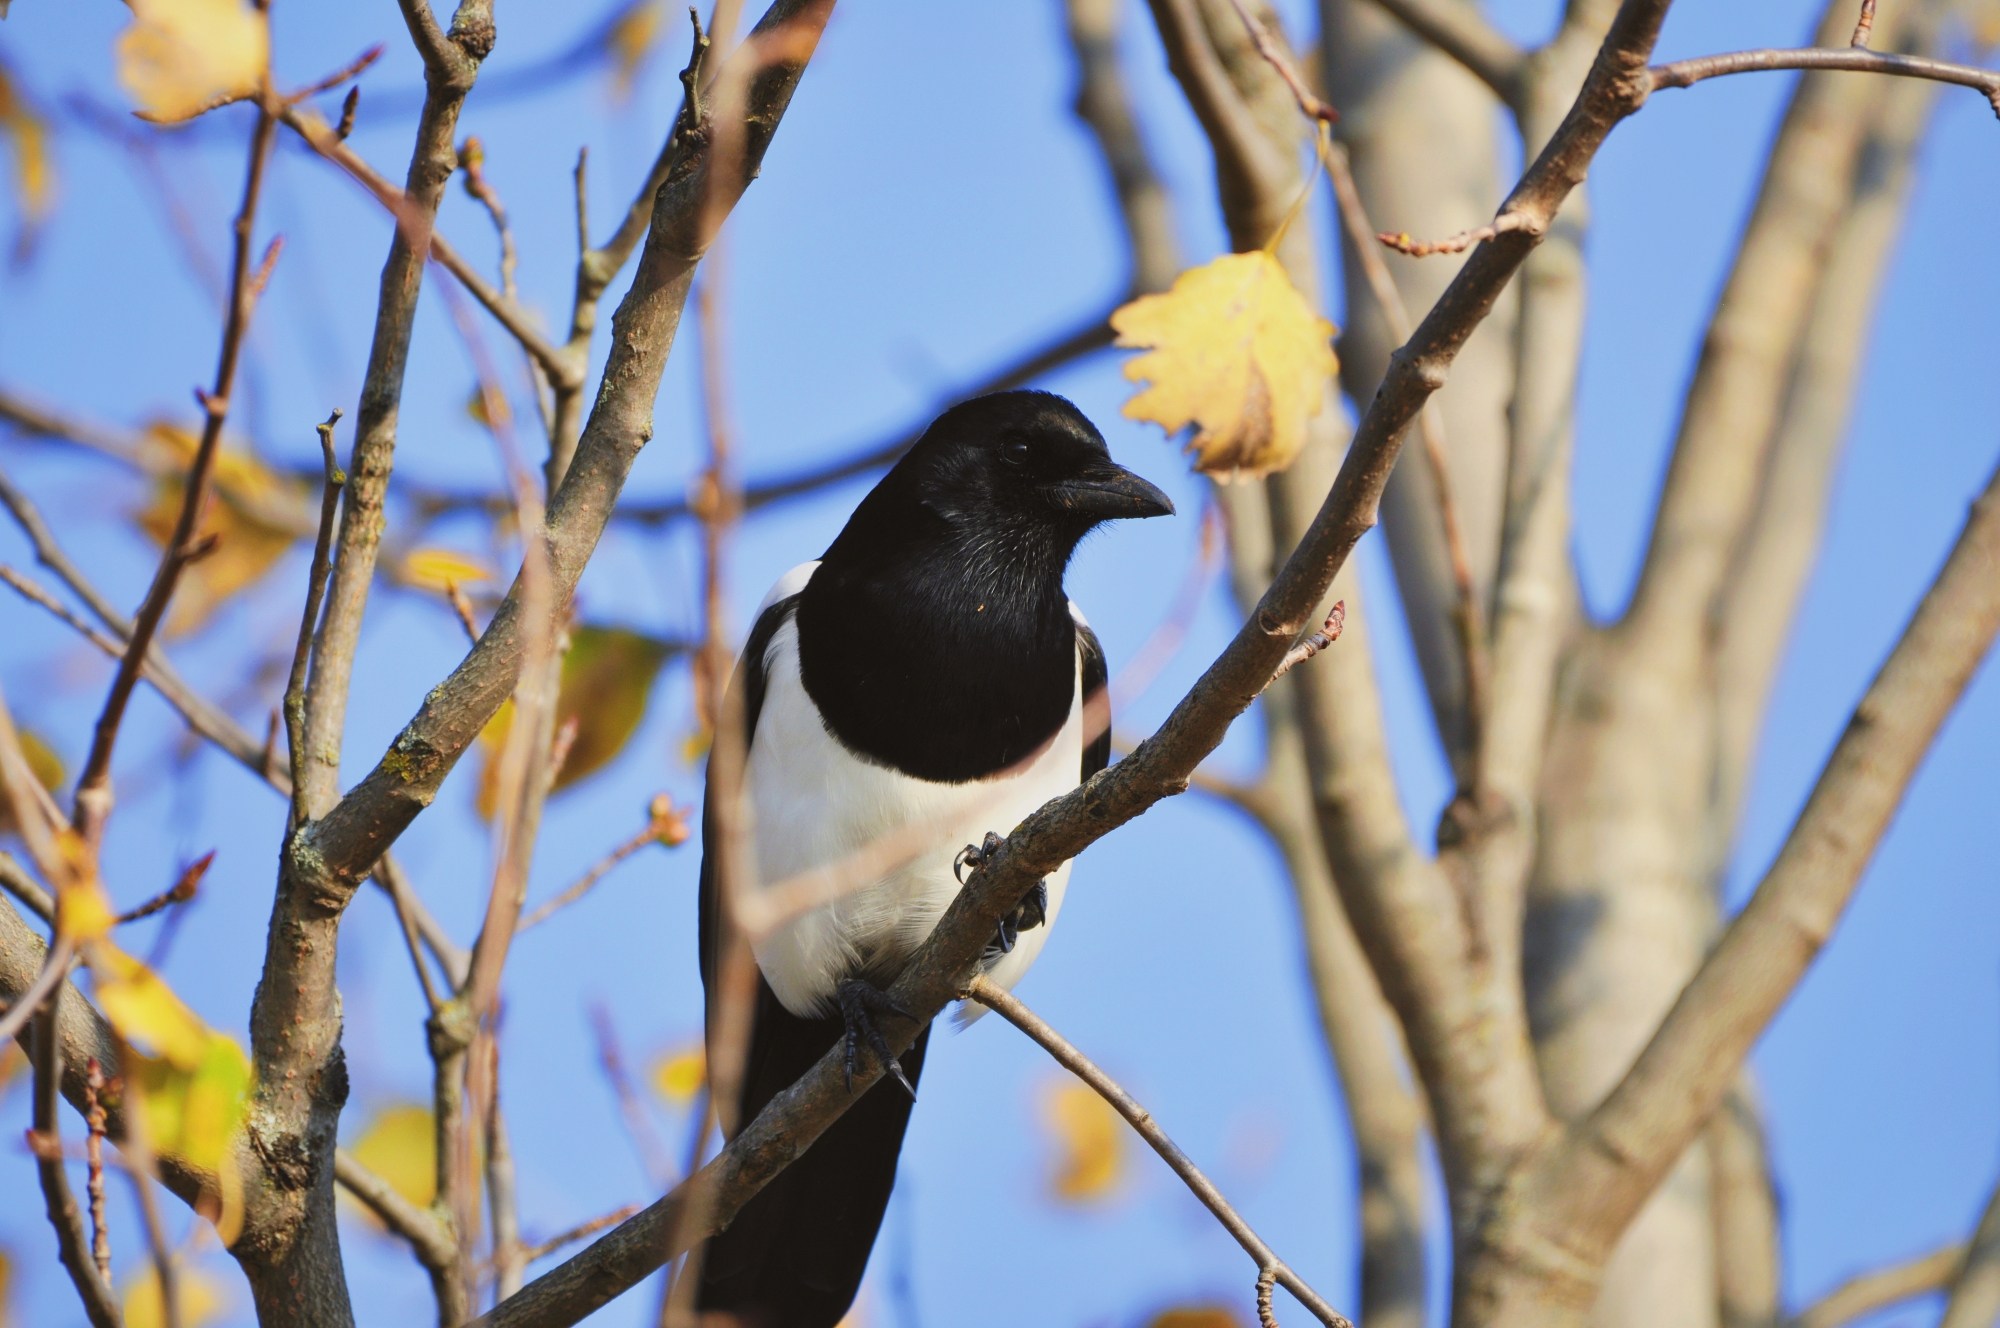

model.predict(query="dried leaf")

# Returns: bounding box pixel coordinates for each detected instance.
[0,57,55,260]
[345,1103,436,1214]
[0,1246,12,1328]
[1146,1309,1248,1328]
[476,626,671,818]
[134,425,310,634]
[649,1043,706,1106]
[116,0,268,123]
[122,1264,226,1328]
[604,0,668,102]
[1042,1078,1127,1203]
[400,546,495,595]
[1111,250,1337,480]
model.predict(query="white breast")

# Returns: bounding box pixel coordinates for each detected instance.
[744,613,1082,1019]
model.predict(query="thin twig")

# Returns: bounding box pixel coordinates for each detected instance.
[518,797,688,932]
[1650,47,2000,117]
[1794,1245,1966,1328]
[0,849,54,924]
[1377,210,1537,258]
[1268,603,1347,683]
[85,1058,111,1281]
[1850,0,1877,47]
[285,411,346,826]
[587,1005,673,1185]
[286,44,389,105]
[124,1120,182,1328]
[459,137,520,303]
[72,98,280,848]
[1225,0,1339,121]
[31,1003,121,1328]
[520,1206,644,1265]
[966,975,1348,1328]
[115,851,212,925]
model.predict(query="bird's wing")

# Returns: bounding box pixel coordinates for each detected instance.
[696,577,807,1000]
[1071,602,1111,783]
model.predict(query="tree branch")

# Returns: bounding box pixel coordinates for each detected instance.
[968,974,1350,1327]
[1710,0,1964,881]
[71,98,278,848]
[1067,0,1185,294]
[1367,0,1527,103]
[1651,45,2000,109]
[295,0,498,824]
[1942,1172,2000,1328]
[31,1002,122,1328]
[1795,1245,1966,1328]
[333,1148,456,1271]
[1526,452,2000,1278]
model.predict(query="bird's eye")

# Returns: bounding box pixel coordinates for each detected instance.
[1000,439,1031,466]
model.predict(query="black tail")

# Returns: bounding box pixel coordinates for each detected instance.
[696,976,930,1328]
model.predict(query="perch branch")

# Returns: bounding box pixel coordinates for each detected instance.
[968,974,1348,1327]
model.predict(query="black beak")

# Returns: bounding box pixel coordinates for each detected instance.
[1047,463,1176,521]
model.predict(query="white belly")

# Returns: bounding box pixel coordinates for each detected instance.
[745,616,1080,1018]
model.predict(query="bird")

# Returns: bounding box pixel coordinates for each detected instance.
[694,389,1173,1327]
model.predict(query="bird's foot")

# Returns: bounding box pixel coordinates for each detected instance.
[953,831,1005,884]
[984,879,1049,961]
[959,832,1050,961]
[837,979,917,1100]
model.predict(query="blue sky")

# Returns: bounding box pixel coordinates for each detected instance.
[0,0,1996,1325]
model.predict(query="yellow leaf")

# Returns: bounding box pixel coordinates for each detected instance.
[0,1246,11,1328]
[116,0,268,124]
[475,626,671,818]
[604,0,667,102]
[122,1264,226,1328]
[1042,1079,1127,1203]
[0,1042,22,1100]
[345,1103,436,1213]
[649,1043,706,1107]
[1111,250,1338,480]
[0,57,55,259]
[54,832,116,944]
[401,546,495,595]
[134,427,310,635]
[16,729,62,792]
[1146,1309,1248,1328]
[94,946,252,1242]
[93,945,212,1069]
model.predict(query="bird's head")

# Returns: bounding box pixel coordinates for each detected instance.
[897,389,1173,538]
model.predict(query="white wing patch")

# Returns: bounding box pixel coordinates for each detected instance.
[744,616,1083,1019]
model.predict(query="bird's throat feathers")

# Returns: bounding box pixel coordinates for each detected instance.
[796,513,1081,785]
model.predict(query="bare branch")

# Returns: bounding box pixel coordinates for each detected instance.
[1711,1079,1782,1328]
[1852,0,1879,45]
[1066,0,1184,294]
[71,101,279,848]
[1529,454,2000,1272]
[284,412,346,828]
[115,852,211,925]
[1650,46,2000,110]
[30,1004,122,1328]
[1796,1246,1966,1328]
[1366,0,1526,103]
[1942,1174,2000,1328]
[967,974,1351,1328]
[0,849,53,924]
[1377,210,1535,257]
[518,797,687,932]
[333,1149,456,1271]
[519,1207,642,1265]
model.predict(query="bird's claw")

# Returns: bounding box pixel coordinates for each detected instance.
[837,979,917,1100]
[984,878,1049,960]
[953,831,1005,885]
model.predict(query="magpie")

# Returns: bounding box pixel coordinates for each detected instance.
[695,390,1173,1326]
